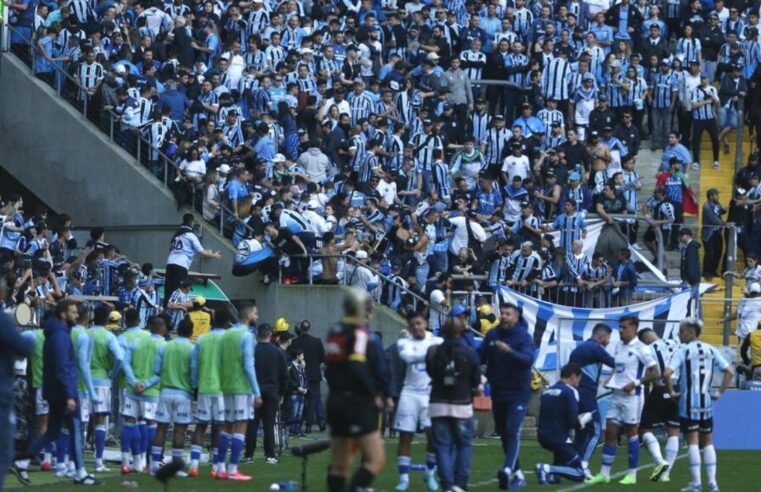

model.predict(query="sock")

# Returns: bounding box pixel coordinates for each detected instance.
[56,430,70,469]
[95,425,107,461]
[643,432,665,465]
[151,446,163,472]
[228,433,244,474]
[425,452,436,476]
[190,445,201,470]
[172,448,184,463]
[664,436,679,476]
[349,466,375,490]
[211,447,218,470]
[217,432,230,473]
[502,467,512,479]
[398,455,411,482]
[43,443,54,464]
[145,425,157,468]
[688,444,702,486]
[121,423,134,465]
[703,444,717,485]
[327,474,347,492]
[601,444,617,477]
[139,422,149,457]
[515,469,525,481]
[627,435,640,475]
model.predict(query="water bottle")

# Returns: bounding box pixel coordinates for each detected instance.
[278,481,299,490]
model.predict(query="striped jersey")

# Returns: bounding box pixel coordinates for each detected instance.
[511,252,542,281]
[460,49,486,80]
[676,37,701,64]
[651,71,677,109]
[541,57,572,100]
[166,288,189,331]
[484,127,511,165]
[432,159,451,197]
[650,338,680,385]
[668,340,730,419]
[347,92,374,125]
[691,86,718,120]
[410,132,444,171]
[552,213,585,254]
[470,111,490,145]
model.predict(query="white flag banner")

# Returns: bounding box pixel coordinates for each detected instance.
[498,286,695,372]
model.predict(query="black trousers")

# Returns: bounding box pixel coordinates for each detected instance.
[692,118,719,164]
[246,393,279,459]
[162,263,188,307]
[702,232,723,278]
[678,109,692,147]
[670,202,684,250]
[304,380,325,427]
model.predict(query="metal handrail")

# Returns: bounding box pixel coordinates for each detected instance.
[1,24,257,242]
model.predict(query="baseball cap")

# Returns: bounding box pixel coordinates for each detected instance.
[273,153,286,162]
[448,305,468,317]
[109,311,122,322]
[356,250,368,260]
[218,164,231,174]
[193,295,206,306]
[569,172,581,181]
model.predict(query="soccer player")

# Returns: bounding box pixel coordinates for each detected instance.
[88,306,125,472]
[394,312,442,491]
[190,308,230,477]
[638,328,681,482]
[122,316,168,473]
[535,363,592,484]
[217,303,262,481]
[151,317,194,476]
[568,323,615,478]
[116,308,151,473]
[21,326,53,471]
[664,317,734,492]
[586,316,659,485]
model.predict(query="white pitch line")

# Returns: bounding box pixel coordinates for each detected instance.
[557,453,688,492]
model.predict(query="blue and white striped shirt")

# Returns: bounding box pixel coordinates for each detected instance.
[669,341,729,420]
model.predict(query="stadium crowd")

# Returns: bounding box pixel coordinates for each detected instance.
[9,0,761,314]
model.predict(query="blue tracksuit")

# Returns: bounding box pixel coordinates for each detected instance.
[22,317,85,472]
[478,319,535,472]
[536,382,585,482]
[568,339,615,464]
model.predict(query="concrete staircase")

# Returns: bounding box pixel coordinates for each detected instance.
[696,133,750,346]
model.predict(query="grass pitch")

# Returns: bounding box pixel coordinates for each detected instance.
[4,435,759,491]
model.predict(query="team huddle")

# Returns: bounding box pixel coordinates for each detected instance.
[12,301,263,484]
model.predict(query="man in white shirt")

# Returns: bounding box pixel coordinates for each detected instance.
[394,312,443,491]
[220,40,246,90]
[163,214,222,307]
[376,172,398,206]
[447,213,487,255]
[587,316,659,486]
[501,142,531,185]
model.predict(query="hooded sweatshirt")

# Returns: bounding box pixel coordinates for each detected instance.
[42,316,78,403]
[297,147,331,183]
[478,316,535,402]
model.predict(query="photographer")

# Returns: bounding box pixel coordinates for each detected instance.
[425,317,481,492]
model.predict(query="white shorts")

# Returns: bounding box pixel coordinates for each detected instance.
[394,391,430,433]
[156,393,193,425]
[196,394,225,423]
[224,394,254,422]
[91,386,112,415]
[79,396,91,424]
[122,395,158,421]
[606,393,644,426]
[35,388,49,416]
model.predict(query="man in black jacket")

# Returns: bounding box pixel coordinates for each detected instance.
[589,96,617,136]
[290,320,326,433]
[680,229,702,317]
[247,324,288,464]
[698,14,726,82]
[604,0,644,47]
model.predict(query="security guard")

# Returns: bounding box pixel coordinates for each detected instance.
[325,288,386,492]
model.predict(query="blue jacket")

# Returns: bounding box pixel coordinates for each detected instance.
[478,318,535,402]
[158,89,191,122]
[568,339,615,413]
[42,317,78,403]
[537,381,579,444]
[0,311,35,400]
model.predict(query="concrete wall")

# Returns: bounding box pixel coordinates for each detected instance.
[0,53,406,332]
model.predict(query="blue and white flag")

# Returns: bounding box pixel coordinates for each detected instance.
[498,287,694,371]
[232,238,275,277]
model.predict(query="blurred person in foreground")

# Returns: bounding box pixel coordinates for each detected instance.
[325,288,386,492]
[426,316,482,492]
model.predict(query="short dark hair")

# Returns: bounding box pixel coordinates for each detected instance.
[177,316,194,338]
[592,323,612,337]
[637,328,656,342]
[55,299,78,318]
[214,307,231,326]
[257,323,273,338]
[182,213,194,226]
[560,362,581,379]
[619,315,639,328]
[124,308,140,327]
[93,305,111,326]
